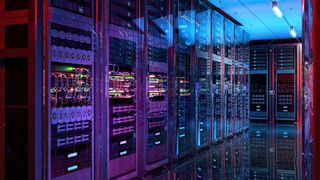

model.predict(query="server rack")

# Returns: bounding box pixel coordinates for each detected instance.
[223,18,235,137]
[145,0,171,171]
[211,10,224,143]
[194,2,212,149]
[174,0,196,157]
[243,32,250,128]
[107,0,141,178]
[45,0,96,179]
[234,26,243,132]
[275,46,297,121]
[250,43,302,121]
[249,46,269,120]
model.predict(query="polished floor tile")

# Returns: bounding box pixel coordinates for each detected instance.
[145,122,302,180]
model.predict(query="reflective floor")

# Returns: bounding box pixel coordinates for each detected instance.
[144,122,302,180]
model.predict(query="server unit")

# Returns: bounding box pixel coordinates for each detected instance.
[107,0,140,178]
[46,0,95,179]
[250,47,269,120]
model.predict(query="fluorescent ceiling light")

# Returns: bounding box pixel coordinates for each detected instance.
[272,1,283,18]
[289,26,297,38]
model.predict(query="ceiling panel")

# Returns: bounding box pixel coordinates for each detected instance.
[209,0,302,40]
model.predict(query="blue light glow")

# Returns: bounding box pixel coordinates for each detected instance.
[209,0,302,40]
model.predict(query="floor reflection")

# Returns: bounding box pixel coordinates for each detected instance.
[145,123,302,180]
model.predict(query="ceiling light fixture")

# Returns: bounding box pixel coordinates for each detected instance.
[289,26,297,38]
[272,1,283,18]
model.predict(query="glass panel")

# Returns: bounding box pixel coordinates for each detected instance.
[223,18,234,136]
[108,0,139,177]
[234,26,243,132]
[146,0,171,165]
[212,11,223,141]
[194,2,211,147]
[175,0,195,156]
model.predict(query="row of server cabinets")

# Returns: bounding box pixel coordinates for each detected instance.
[0,0,250,179]
[249,43,302,121]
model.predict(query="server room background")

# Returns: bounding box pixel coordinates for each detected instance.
[0,0,319,179]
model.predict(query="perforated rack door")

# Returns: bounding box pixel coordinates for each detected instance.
[46,0,95,179]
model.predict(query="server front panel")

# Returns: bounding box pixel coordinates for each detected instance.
[223,18,234,137]
[145,0,171,169]
[275,46,296,120]
[174,0,196,157]
[250,47,268,120]
[47,0,95,178]
[107,0,140,176]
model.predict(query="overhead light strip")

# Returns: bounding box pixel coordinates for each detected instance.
[238,0,280,39]
[271,0,298,38]
[272,1,283,18]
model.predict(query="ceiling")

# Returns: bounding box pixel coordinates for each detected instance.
[208,0,302,40]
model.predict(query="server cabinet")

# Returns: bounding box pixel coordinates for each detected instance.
[211,11,224,142]
[46,0,95,179]
[145,0,171,170]
[275,46,296,120]
[250,47,269,120]
[194,2,212,149]
[174,0,196,157]
[223,18,234,137]
[107,0,140,178]
[243,32,250,128]
[234,26,243,132]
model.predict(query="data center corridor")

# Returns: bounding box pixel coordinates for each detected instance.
[0,0,319,179]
